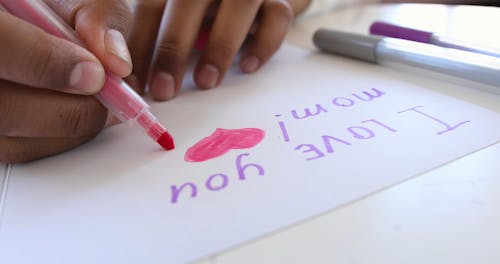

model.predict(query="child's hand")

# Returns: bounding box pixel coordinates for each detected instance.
[0,0,133,163]
[126,0,311,101]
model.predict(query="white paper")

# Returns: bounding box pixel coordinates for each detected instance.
[1,44,499,264]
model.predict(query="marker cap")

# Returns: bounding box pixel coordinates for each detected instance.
[313,29,382,63]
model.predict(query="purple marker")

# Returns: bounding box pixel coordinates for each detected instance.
[313,28,500,91]
[370,21,500,58]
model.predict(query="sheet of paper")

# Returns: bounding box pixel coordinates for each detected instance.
[1,44,499,264]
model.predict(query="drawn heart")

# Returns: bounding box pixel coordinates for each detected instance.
[185,128,265,162]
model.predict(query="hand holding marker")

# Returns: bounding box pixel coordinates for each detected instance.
[0,0,175,150]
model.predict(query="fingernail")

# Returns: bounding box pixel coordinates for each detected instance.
[241,56,260,73]
[70,61,105,93]
[105,29,132,67]
[198,64,219,89]
[152,72,176,100]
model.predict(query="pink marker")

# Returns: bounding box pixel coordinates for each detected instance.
[0,0,174,150]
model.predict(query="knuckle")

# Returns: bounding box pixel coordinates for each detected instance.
[154,38,187,71]
[207,39,238,64]
[59,97,106,137]
[156,38,185,59]
[27,35,62,88]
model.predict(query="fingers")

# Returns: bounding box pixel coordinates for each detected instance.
[0,1,133,164]
[125,0,166,94]
[45,0,133,77]
[240,0,293,73]
[194,0,263,89]
[0,80,107,138]
[149,0,212,101]
[0,12,105,95]
[147,0,294,101]
[0,135,97,164]
[0,79,107,163]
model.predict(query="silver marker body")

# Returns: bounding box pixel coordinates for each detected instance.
[313,29,500,91]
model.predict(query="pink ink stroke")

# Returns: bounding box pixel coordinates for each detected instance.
[185,128,265,162]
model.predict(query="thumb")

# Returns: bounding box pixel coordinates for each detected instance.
[46,0,133,78]
[0,12,105,95]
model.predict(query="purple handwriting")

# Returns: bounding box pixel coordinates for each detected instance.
[294,118,397,160]
[276,88,387,142]
[290,88,385,120]
[290,105,470,161]
[168,89,471,203]
[398,105,470,135]
[170,153,265,204]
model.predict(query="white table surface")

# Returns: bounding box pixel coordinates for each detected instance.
[195,3,500,264]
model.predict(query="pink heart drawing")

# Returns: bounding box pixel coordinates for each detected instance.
[185,128,265,162]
